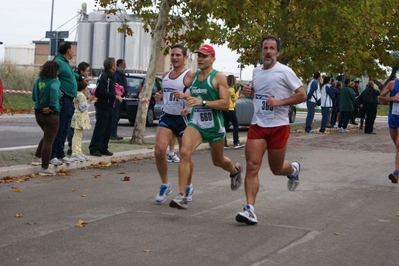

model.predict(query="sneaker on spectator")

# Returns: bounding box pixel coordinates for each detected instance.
[230,163,242,191]
[31,156,41,166]
[169,193,188,209]
[236,205,258,225]
[39,168,56,176]
[388,172,398,184]
[79,153,89,161]
[185,184,194,202]
[167,153,180,163]
[72,154,85,162]
[155,183,172,203]
[234,142,245,149]
[50,157,63,166]
[60,156,75,164]
[287,161,300,191]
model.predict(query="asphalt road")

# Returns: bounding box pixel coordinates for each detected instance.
[0,127,398,265]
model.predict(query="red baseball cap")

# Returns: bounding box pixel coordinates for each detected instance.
[195,44,215,57]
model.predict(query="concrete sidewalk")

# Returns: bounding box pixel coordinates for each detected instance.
[1,123,398,265]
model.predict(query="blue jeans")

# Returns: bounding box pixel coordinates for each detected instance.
[305,101,316,132]
[320,107,331,133]
[51,96,74,159]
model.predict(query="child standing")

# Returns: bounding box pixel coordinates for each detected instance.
[71,81,92,161]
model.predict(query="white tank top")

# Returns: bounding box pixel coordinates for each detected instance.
[161,69,191,115]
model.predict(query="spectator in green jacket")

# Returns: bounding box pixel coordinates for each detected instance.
[337,78,355,132]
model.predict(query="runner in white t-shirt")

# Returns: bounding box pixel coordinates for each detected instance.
[235,35,307,225]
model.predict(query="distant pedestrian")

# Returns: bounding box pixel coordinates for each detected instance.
[70,81,92,161]
[222,75,242,148]
[337,78,355,133]
[319,76,335,133]
[111,59,127,140]
[358,80,380,134]
[89,57,122,157]
[305,72,321,133]
[31,61,61,176]
[378,79,399,183]
[330,80,340,128]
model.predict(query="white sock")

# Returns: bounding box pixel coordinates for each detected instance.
[168,151,174,156]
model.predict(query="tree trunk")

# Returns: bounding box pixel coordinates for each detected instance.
[130,0,171,144]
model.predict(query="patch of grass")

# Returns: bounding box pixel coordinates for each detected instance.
[1,63,38,113]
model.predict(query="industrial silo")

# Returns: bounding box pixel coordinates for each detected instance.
[108,22,124,61]
[124,21,144,72]
[76,21,93,67]
[91,22,109,74]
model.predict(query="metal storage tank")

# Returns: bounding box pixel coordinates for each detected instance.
[124,22,144,72]
[139,26,152,72]
[91,22,109,72]
[76,21,93,66]
[88,11,106,22]
[108,22,124,60]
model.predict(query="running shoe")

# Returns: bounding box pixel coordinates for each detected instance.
[79,153,89,161]
[230,163,242,191]
[72,154,85,162]
[39,168,56,176]
[169,193,188,209]
[60,156,75,164]
[235,205,258,225]
[388,173,398,184]
[31,156,41,166]
[167,153,180,163]
[50,157,63,166]
[155,183,172,203]
[287,161,300,191]
[186,184,194,202]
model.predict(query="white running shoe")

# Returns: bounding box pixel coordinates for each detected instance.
[31,156,41,166]
[79,153,89,161]
[169,193,188,209]
[167,153,180,163]
[236,205,258,225]
[50,157,63,166]
[60,156,75,164]
[39,168,56,176]
[72,154,85,162]
[185,184,194,202]
[155,183,172,203]
[287,161,300,191]
[230,163,242,191]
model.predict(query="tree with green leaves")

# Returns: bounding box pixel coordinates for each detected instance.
[95,0,399,143]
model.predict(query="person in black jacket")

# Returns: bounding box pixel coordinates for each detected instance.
[358,80,380,134]
[89,58,122,156]
[111,59,127,140]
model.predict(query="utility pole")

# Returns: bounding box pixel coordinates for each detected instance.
[48,0,55,60]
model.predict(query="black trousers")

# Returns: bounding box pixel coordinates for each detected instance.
[89,106,112,153]
[223,110,239,144]
[364,103,377,133]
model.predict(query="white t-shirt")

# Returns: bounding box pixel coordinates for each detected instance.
[161,69,191,115]
[251,62,302,127]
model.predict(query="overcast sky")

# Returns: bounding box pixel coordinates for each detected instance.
[0,0,254,80]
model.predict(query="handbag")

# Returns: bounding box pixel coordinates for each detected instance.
[312,94,321,106]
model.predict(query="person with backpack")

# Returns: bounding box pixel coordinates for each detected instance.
[358,80,380,134]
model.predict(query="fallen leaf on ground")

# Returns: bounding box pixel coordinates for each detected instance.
[81,194,86,197]
[15,213,23,218]
[12,187,22,192]
[94,174,101,178]
[71,188,75,192]
[333,232,340,236]
[75,220,88,227]
[27,221,36,225]
[123,176,130,181]
[143,250,151,252]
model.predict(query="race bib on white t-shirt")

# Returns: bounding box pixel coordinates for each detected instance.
[253,94,274,119]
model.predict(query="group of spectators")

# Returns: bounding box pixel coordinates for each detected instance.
[31,41,129,176]
[305,72,380,134]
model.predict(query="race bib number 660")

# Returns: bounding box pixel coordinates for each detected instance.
[192,107,214,129]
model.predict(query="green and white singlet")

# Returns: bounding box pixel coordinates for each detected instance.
[188,70,225,143]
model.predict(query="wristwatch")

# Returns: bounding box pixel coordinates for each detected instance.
[202,100,207,106]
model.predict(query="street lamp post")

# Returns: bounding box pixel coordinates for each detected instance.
[48,0,55,60]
